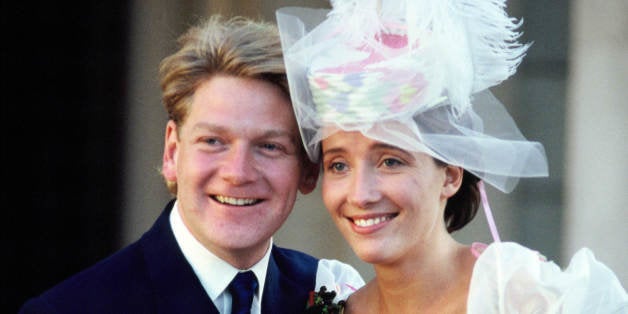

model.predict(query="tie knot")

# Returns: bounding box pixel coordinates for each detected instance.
[228,271,258,314]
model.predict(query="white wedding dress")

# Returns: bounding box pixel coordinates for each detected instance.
[467,242,628,313]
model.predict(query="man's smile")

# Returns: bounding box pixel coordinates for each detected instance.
[212,195,262,206]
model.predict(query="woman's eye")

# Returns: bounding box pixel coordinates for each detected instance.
[329,162,347,172]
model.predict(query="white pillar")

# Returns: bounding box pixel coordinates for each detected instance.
[564,0,628,287]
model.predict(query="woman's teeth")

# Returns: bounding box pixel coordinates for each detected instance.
[353,215,393,227]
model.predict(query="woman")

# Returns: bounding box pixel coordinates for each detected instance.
[277,0,628,312]
[322,132,476,312]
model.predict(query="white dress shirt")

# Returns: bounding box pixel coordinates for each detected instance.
[170,201,269,314]
[170,200,366,313]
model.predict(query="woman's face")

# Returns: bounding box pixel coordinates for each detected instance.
[321,131,458,265]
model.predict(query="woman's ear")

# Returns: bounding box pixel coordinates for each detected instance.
[442,165,463,198]
[162,120,179,182]
[298,160,320,195]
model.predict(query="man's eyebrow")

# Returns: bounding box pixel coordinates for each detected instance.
[191,122,227,133]
[260,129,294,138]
[262,130,301,148]
[192,122,298,142]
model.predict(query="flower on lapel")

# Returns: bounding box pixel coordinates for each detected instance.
[304,286,346,313]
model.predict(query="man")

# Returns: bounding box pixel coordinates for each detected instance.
[19,15,363,314]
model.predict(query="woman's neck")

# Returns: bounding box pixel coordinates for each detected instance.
[347,240,476,314]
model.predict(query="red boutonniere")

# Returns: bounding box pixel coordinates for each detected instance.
[304,286,346,314]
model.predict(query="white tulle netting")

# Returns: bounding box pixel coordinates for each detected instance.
[277,0,549,193]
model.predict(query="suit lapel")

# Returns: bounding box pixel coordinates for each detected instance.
[141,200,220,314]
[139,202,319,314]
[261,247,316,314]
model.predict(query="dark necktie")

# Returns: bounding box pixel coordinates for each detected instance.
[228,271,258,314]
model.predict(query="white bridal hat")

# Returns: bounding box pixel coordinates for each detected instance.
[277,0,548,193]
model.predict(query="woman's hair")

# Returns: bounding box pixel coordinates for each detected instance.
[434,159,481,233]
[158,15,292,195]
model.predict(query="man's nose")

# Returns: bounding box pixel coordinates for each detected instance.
[220,144,258,185]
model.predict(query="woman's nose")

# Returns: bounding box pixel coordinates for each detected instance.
[347,167,381,208]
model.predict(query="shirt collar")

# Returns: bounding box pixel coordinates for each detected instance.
[169,200,270,302]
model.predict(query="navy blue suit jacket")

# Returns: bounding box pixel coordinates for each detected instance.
[20,200,318,314]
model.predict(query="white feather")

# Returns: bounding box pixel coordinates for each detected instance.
[454,0,531,92]
[326,0,530,115]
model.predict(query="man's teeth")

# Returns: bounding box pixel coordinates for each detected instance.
[215,195,258,206]
[353,215,392,227]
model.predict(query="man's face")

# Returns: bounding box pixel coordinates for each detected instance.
[162,75,317,268]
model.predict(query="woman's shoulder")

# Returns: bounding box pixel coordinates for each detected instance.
[342,282,378,314]
[467,241,628,313]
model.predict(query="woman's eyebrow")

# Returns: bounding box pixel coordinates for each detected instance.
[322,146,346,157]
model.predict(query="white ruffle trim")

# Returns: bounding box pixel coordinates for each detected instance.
[315,258,366,302]
[468,242,628,313]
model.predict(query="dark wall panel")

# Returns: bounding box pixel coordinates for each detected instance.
[1,2,130,312]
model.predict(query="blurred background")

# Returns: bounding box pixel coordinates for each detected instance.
[2,0,626,312]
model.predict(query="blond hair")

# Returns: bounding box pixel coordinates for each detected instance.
[159,15,289,194]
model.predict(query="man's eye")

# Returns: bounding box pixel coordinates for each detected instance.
[204,138,221,145]
[383,158,402,167]
[261,143,279,151]
[259,143,291,156]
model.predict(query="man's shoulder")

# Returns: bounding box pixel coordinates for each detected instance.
[272,245,319,262]
[270,246,363,281]
[19,240,155,313]
[32,205,175,298]
[264,246,365,312]
[18,204,176,314]
[261,246,320,313]
[271,245,319,276]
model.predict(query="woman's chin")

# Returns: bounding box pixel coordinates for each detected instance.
[350,243,397,265]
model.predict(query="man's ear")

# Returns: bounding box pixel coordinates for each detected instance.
[442,165,463,198]
[162,120,179,182]
[298,160,320,195]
